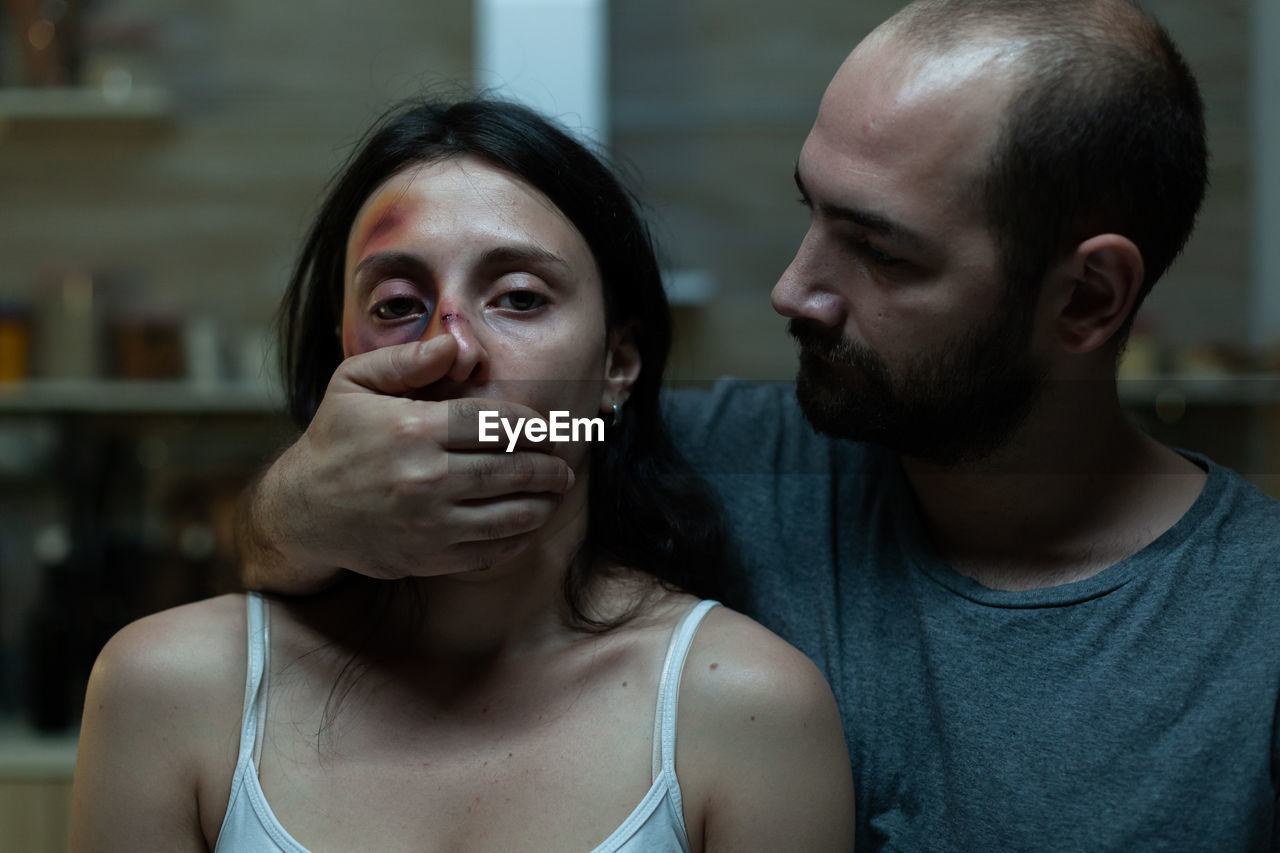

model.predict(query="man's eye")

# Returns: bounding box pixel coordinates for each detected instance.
[857,241,903,267]
[496,290,546,311]
[373,297,424,320]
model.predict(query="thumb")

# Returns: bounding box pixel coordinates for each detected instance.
[329,336,460,395]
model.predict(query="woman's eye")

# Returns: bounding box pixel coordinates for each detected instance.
[496,290,546,311]
[373,296,424,320]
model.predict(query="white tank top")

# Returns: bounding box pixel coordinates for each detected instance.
[214,593,720,852]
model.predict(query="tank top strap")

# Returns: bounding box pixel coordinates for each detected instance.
[236,592,271,771]
[650,599,721,780]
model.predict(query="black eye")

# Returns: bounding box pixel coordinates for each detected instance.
[373,297,423,320]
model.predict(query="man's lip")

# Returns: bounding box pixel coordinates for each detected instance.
[800,345,844,368]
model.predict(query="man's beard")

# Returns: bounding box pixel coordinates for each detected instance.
[789,310,1046,465]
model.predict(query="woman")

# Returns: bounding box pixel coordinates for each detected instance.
[70,99,854,852]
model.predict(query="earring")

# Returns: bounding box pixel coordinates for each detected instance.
[606,401,624,428]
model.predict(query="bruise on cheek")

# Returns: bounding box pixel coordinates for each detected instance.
[342,323,384,357]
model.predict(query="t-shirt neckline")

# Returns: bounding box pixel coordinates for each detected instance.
[892,450,1223,609]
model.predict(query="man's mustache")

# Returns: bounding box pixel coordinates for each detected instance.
[788,319,860,366]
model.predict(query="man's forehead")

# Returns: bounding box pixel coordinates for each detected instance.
[806,31,1021,195]
[793,33,1023,255]
[828,28,1026,120]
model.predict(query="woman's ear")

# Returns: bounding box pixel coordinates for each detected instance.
[1050,234,1145,354]
[601,324,642,412]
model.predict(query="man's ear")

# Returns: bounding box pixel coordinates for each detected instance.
[1048,234,1145,354]
[602,324,642,412]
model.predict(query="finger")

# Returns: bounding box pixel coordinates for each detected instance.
[330,336,460,396]
[439,531,542,574]
[350,529,541,579]
[445,451,576,497]
[450,494,565,542]
[445,397,602,453]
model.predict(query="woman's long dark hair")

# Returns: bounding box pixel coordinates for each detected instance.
[279,98,726,626]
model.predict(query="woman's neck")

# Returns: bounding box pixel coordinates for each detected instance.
[376,478,597,662]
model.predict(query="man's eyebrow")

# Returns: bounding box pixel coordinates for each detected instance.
[794,166,929,251]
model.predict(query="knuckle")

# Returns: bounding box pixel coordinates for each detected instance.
[387,342,415,376]
[387,461,445,500]
[389,411,427,442]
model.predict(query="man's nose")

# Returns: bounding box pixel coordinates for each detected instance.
[772,228,848,328]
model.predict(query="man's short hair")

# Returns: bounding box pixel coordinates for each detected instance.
[891,0,1208,343]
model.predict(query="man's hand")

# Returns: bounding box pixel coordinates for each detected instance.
[238,336,575,593]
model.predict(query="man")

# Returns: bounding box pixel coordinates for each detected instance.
[240,0,1279,848]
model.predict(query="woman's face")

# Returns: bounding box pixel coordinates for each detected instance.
[341,155,637,456]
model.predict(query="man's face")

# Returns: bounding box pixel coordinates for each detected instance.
[773,31,1047,464]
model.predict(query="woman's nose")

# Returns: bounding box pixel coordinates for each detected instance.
[422,307,488,385]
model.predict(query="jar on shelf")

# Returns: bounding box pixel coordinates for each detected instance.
[0,302,32,382]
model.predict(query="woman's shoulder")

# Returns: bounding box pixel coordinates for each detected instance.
[681,603,837,722]
[616,588,833,710]
[75,596,252,849]
[673,603,856,848]
[88,593,250,725]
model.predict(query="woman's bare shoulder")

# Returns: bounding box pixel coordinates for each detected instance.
[680,605,836,720]
[88,593,249,722]
[604,587,833,707]
[74,596,251,850]
[675,605,855,849]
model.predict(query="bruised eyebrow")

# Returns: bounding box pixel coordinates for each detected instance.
[794,165,930,252]
[352,250,428,282]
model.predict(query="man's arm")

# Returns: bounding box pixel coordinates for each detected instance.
[238,336,575,593]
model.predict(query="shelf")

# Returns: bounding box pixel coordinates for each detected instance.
[0,380,283,415]
[0,85,172,125]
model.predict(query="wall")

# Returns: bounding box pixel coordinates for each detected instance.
[0,0,1262,387]
[0,0,473,373]
[612,0,1257,380]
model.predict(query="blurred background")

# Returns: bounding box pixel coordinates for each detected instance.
[0,0,1276,846]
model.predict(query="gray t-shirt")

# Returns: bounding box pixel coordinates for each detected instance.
[664,379,1280,851]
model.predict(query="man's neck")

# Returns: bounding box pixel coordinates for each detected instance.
[900,386,1207,592]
